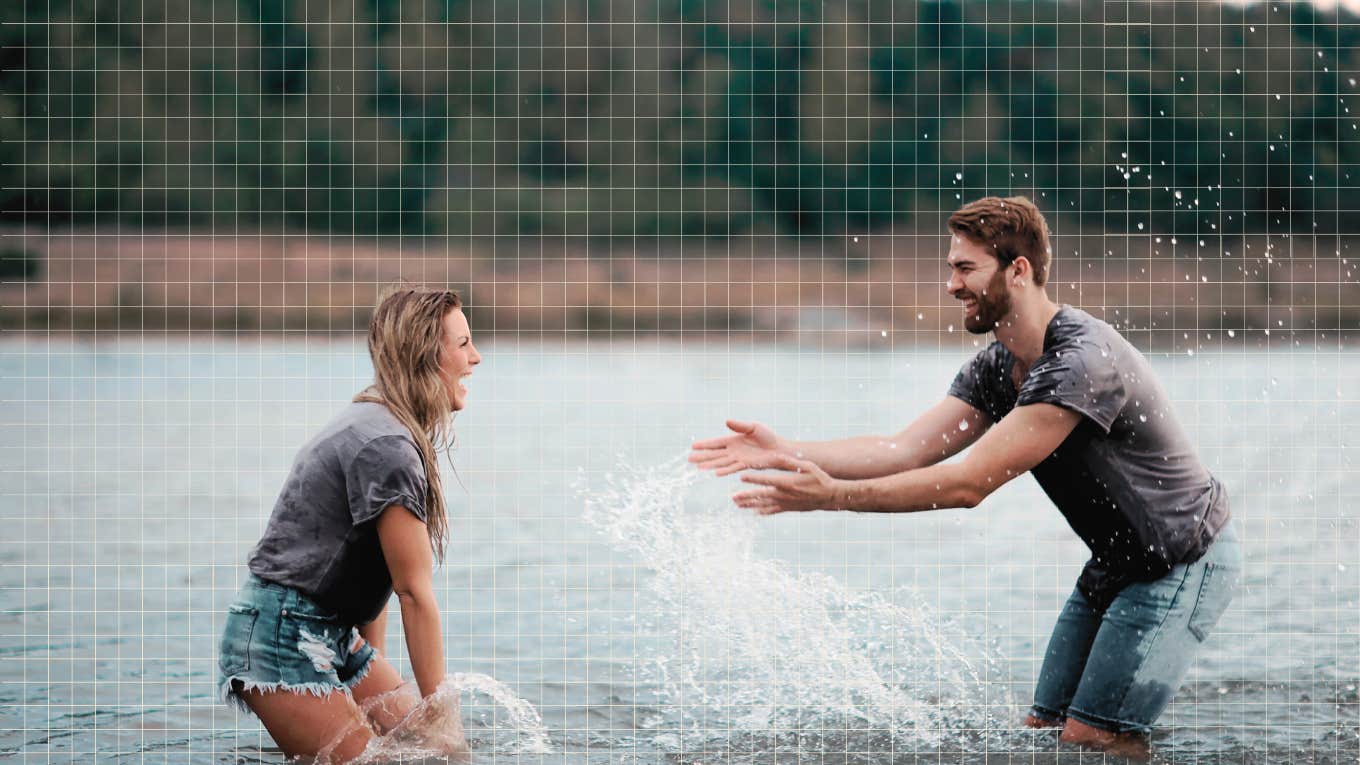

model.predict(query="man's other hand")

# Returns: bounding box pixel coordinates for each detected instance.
[689,419,785,477]
[732,453,844,515]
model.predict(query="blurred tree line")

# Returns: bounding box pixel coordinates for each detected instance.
[3,0,1358,242]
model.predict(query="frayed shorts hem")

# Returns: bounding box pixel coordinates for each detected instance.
[219,655,374,716]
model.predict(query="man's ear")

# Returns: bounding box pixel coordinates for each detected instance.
[1011,256,1032,284]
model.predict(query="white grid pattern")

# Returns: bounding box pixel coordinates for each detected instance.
[1,1,1357,762]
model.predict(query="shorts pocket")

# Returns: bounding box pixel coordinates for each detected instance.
[281,608,347,673]
[1187,563,1237,642]
[218,604,260,674]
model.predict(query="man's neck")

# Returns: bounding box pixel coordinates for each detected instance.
[993,293,1061,368]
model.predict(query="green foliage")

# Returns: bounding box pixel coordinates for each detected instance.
[4,0,1358,241]
[0,246,40,280]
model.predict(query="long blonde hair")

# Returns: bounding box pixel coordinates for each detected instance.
[354,286,462,560]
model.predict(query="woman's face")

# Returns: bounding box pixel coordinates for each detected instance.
[438,308,480,411]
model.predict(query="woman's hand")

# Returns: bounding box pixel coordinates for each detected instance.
[731,453,849,515]
[688,419,787,477]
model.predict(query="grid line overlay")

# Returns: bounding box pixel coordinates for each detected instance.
[2,1,1358,763]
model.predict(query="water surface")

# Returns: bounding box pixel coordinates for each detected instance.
[1,338,1356,762]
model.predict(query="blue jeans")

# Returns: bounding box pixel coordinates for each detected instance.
[217,575,376,714]
[1031,523,1242,734]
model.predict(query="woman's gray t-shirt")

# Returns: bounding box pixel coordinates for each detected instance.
[948,306,1230,610]
[248,401,428,625]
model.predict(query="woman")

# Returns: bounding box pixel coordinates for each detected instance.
[218,287,479,761]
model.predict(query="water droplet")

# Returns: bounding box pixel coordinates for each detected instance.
[958,420,970,432]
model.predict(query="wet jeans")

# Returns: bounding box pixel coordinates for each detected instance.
[1031,523,1242,734]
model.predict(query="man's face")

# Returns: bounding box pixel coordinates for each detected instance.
[945,235,1013,334]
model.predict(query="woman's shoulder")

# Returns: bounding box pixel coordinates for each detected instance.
[313,401,420,458]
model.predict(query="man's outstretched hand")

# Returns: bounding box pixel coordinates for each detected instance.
[731,452,845,515]
[688,420,784,477]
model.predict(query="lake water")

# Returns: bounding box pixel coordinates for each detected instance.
[2,337,1356,763]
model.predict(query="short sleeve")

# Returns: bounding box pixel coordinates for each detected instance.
[345,435,429,525]
[947,354,987,412]
[946,344,1014,424]
[1015,340,1127,433]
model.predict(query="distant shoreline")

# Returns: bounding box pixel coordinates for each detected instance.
[0,330,1354,355]
[2,228,1355,350]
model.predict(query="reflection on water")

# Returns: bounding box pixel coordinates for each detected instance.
[0,339,1356,763]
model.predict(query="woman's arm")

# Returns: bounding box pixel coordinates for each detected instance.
[376,505,445,698]
[359,604,387,654]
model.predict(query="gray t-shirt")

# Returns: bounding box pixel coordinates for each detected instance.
[248,401,429,625]
[948,305,1230,610]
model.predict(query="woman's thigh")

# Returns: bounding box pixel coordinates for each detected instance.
[346,645,468,757]
[241,686,373,762]
[349,649,418,733]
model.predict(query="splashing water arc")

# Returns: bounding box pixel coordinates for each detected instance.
[581,459,1012,749]
[316,673,553,763]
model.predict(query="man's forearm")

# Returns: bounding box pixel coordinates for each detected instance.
[397,589,446,698]
[835,462,984,513]
[786,435,940,480]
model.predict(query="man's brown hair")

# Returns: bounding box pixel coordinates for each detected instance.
[947,195,1052,286]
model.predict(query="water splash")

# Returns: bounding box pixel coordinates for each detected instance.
[448,672,553,755]
[581,458,1012,751]
[317,672,552,763]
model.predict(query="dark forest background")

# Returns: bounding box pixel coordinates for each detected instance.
[4,0,1359,246]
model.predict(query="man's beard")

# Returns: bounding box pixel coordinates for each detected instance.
[962,270,1013,334]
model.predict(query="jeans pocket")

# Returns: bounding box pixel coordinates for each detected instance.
[1187,563,1237,642]
[219,604,260,674]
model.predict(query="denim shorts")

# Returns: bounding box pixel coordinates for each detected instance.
[1031,522,1242,734]
[217,575,376,714]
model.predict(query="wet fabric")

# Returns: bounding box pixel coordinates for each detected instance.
[218,574,376,714]
[948,305,1230,610]
[248,401,428,625]
[1030,523,1242,733]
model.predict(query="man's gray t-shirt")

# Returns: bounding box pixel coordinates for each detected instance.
[249,401,428,625]
[948,306,1230,610]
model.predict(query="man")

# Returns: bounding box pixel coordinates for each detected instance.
[689,196,1241,760]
